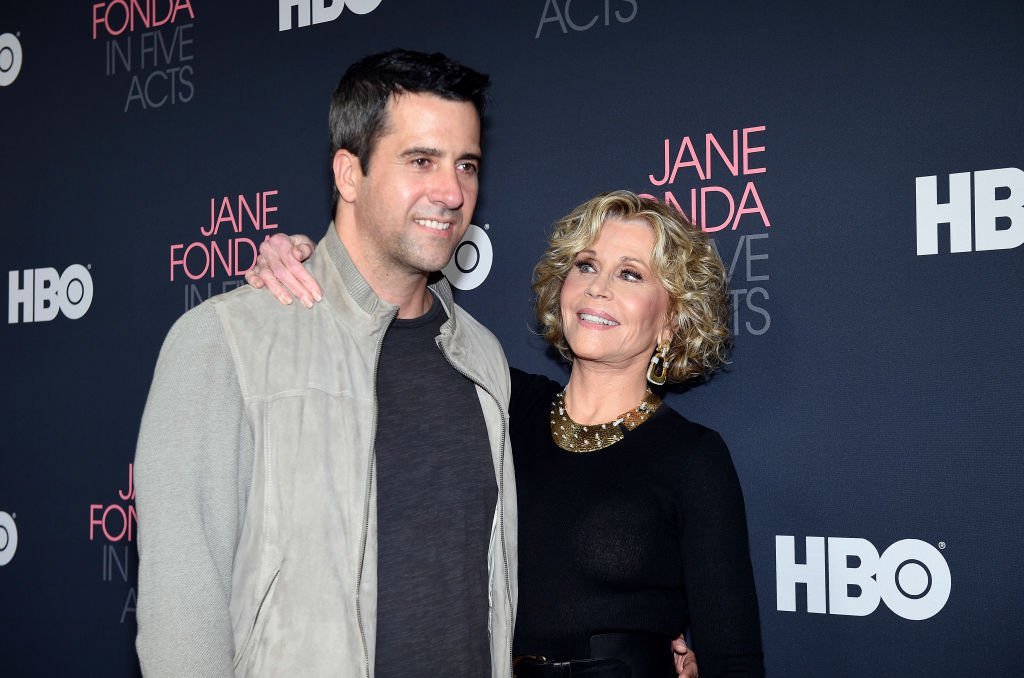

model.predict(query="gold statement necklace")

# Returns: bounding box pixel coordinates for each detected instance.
[550,389,662,453]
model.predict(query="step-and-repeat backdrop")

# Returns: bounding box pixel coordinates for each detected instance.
[2,2,1021,675]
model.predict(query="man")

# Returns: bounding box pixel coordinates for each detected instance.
[135,50,516,676]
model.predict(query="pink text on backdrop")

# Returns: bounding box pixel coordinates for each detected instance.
[170,190,279,281]
[646,125,770,232]
[89,463,136,542]
[92,0,195,40]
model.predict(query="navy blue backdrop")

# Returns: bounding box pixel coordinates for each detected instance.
[2,1,1022,675]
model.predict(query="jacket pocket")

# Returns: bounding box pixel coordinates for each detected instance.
[233,567,281,672]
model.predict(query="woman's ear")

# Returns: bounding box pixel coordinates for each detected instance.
[658,312,678,348]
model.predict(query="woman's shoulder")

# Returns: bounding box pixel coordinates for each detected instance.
[510,366,561,388]
[508,367,563,430]
[650,402,722,441]
[510,367,563,403]
[645,404,734,466]
[643,405,747,508]
[507,368,564,460]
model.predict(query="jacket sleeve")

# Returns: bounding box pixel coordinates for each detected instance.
[133,303,254,677]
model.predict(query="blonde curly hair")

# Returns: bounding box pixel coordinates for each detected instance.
[532,190,731,384]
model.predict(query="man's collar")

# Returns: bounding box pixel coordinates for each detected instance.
[320,222,456,320]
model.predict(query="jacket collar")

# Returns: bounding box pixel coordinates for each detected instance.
[320,223,457,325]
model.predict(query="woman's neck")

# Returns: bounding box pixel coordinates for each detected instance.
[562,359,652,425]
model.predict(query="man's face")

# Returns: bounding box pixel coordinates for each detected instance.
[349,92,481,276]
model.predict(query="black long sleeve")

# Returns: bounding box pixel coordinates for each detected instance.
[510,369,764,676]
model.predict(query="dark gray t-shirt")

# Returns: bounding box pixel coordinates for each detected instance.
[373,296,497,676]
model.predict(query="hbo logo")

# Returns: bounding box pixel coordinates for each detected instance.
[776,536,951,620]
[0,511,17,567]
[916,167,1024,255]
[442,223,493,291]
[278,0,383,31]
[8,265,94,324]
[0,33,24,87]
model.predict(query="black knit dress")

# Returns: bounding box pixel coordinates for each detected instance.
[510,369,765,677]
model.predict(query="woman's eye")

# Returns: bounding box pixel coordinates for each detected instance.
[621,268,643,281]
[574,260,595,273]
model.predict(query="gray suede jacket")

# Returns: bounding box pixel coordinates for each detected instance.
[135,226,517,677]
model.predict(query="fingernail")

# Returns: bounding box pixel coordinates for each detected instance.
[280,295,293,305]
[313,291,322,302]
[302,297,313,309]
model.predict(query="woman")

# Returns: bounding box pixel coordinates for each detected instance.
[509,192,762,677]
[250,191,764,676]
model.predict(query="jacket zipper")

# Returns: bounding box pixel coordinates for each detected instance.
[437,336,514,677]
[355,309,398,678]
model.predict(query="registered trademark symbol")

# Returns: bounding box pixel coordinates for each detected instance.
[938,542,946,549]
[87,264,92,270]
[483,223,490,231]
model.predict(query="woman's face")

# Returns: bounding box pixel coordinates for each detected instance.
[560,218,672,375]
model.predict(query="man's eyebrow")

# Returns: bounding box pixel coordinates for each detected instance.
[399,147,482,164]
[400,146,442,158]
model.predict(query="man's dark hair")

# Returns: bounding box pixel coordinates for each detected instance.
[329,49,490,175]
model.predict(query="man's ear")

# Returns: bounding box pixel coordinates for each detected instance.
[332,149,362,203]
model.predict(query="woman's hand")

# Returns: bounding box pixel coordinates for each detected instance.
[673,635,698,678]
[244,233,321,307]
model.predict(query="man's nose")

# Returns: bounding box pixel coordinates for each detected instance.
[428,165,465,210]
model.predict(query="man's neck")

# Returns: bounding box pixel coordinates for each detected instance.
[334,219,435,319]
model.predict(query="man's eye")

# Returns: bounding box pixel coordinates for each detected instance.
[458,162,479,175]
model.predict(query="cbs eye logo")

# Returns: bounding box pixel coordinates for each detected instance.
[0,33,23,87]
[0,511,18,566]
[443,223,493,291]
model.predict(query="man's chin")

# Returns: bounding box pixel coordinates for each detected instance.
[408,250,460,276]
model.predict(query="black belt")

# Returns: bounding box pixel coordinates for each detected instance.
[514,656,630,678]
[514,631,676,678]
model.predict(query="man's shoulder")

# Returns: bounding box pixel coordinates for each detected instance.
[205,281,330,336]
[444,301,510,401]
[159,284,292,356]
[206,281,289,315]
[162,297,223,347]
[451,301,504,354]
